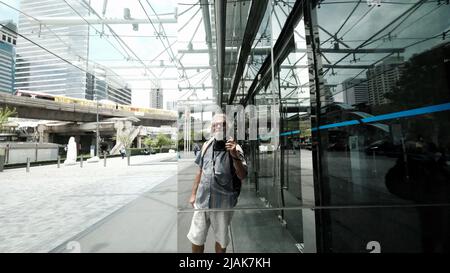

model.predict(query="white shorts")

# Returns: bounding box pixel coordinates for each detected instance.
[187,209,234,249]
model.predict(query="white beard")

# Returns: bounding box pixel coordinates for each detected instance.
[212,131,224,141]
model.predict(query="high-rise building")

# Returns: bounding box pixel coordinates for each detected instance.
[321,80,335,106]
[86,64,131,105]
[367,56,405,106]
[0,20,17,46]
[14,1,132,105]
[150,88,163,109]
[166,100,177,111]
[342,78,368,106]
[0,21,16,94]
[15,0,89,98]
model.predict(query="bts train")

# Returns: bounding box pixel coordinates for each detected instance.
[14,90,176,117]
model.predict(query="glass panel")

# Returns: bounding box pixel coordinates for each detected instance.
[310,0,450,206]
[276,4,312,243]
[318,205,450,253]
[177,208,307,253]
[179,204,450,253]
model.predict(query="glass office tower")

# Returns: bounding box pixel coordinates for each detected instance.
[15,0,89,98]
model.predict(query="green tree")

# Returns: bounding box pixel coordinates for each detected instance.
[155,133,174,152]
[384,43,450,147]
[144,134,174,153]
[0,106,17,130]
[143,136,157,149]
[177,129,199,151]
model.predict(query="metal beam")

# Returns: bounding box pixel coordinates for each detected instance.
[228,0,269,104]
[215,0,226,105]
[179,46,407,56]
[182,66,212,70]
[178,46,273,55]
[118,77,179,81]
[177,86,214,90]
[243,1,305,105]
[323,64,373,69]
[318,25,350,48]
[320,48,405,54]
[35,17,177,25]
[106,65,177,69]
[280,64,373,69]
[106,65,211,70]
[200,0,218,100]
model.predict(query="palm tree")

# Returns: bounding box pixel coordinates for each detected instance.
[0,107,17,130]
[117,133,134,150]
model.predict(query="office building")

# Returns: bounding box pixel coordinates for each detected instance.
[342,78,368,106]
[0,21,16,94]
[15,0,89,98]
[86,64,131,105]
[166,100,177,111]
[367,56,405,106]
[150,88,163,109]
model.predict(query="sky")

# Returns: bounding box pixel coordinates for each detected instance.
[0,0,19,23]
[86,0,180,108]
[0,0,203,109]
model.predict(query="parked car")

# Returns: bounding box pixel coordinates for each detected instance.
[364,139,402,157]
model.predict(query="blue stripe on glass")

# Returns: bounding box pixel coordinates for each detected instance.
[312,102,450,131]
[318,120,360,130]
[280,130,300,136]
[361,103,450,123]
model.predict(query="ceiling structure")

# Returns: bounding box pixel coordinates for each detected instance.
[2,0,448,110]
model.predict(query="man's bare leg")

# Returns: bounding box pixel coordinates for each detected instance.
[192,244,205,253]
[215,242,226,253]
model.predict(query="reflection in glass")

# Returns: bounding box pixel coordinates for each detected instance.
[311,0,450,206]
[309,0,450,252]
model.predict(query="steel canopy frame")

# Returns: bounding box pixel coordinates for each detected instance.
[228,0,269,105]
[242,0,305,106]
[215,0,227,106]
[200,0,218,100]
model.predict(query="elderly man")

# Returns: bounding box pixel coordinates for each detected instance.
[187,113,247,253]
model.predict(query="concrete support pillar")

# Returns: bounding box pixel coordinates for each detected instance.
[91,134,97,157]
[137,136,142,149]
[37,124,49,144]
[75,135,81,153]
[184,107,191,154]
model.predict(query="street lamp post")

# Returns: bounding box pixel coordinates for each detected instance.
[96,93,100,157]
[88,91,101,163]
[85,4,100,164]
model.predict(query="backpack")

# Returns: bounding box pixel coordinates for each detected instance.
[200,139,242,199]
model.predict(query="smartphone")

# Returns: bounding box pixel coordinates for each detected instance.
[214,140,226,151]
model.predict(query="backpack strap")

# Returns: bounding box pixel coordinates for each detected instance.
[200,137,215,160]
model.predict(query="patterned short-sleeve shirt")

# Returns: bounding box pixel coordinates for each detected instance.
[194,140,247,209]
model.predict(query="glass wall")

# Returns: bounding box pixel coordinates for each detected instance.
[308,0,450,252]
[176,0,312,253]
[177,0,450,253]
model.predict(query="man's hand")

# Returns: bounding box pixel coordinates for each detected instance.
[189,169,202,208]
[226,137,247,180]
[225,137,239,158]
[189,194,196,207]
